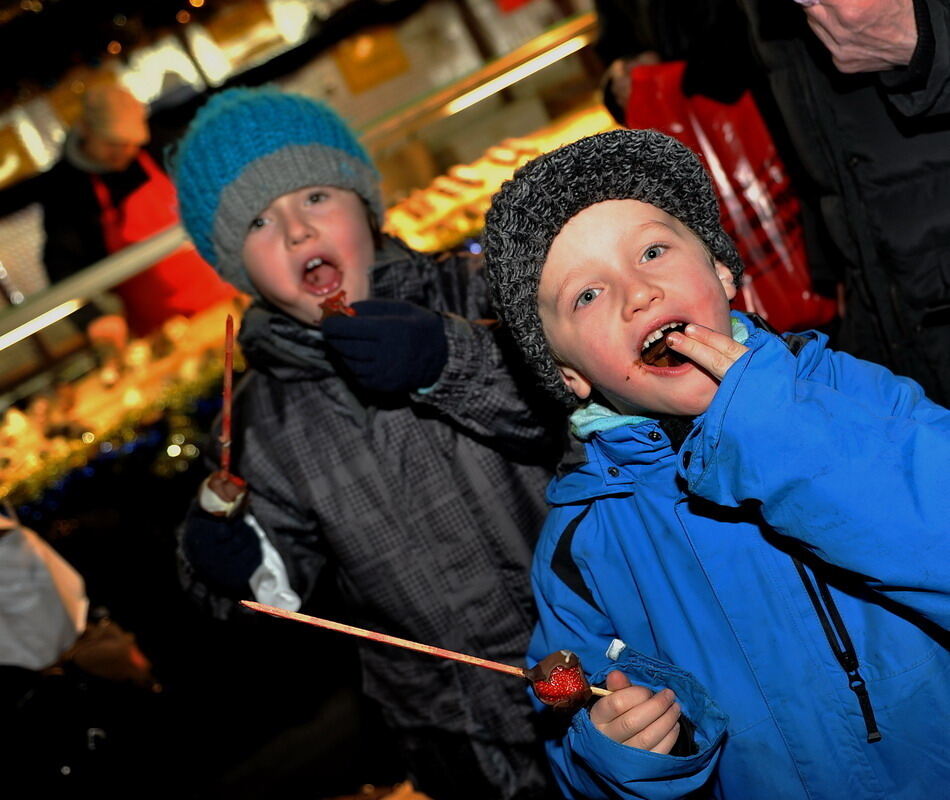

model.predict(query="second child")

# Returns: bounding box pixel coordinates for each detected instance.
[169,87,563,800]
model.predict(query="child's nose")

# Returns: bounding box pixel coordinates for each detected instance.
[622,276,662,320]
[285,217,315,247]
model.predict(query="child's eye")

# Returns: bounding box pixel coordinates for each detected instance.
[574,287,602,309]
[306,190,328,205]
[248,216,268,231]
[642,243,667,262]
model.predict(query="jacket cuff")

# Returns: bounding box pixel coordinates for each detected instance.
[566,647,727,797]
[412,314,490,408]
[678,328,787,503]
[880,0,934,92]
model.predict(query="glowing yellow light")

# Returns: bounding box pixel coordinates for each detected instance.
[445,35,588,117]
[186,27,231,84]
[81,431,96,444]
[122,388,143,407]
[270,0,310,44]
[189,0,204,7]
[0,299,84,352]
[166,444,182,457]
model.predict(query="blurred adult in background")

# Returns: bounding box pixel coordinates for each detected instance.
[595,0,950,405]
[738,0,950,404]
[40,84,235,338]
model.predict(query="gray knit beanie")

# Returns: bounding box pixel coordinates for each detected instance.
[170,87,382,299]
[482,128,743,407]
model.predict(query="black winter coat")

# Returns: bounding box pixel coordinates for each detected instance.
[178,237,563,799]
[737,0,950,403]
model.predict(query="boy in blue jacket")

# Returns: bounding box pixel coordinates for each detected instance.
[481,128,950,799]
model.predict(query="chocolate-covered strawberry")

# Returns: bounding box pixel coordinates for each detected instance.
[526,650,594,712]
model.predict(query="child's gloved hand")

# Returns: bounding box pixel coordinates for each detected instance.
[321,299,448,393]
[589,670,682,754]
[181,508,262,593]
[198,470,247,518]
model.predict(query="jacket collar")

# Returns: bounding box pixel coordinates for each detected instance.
[549,312,758,504]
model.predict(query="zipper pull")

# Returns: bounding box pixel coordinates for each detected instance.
[848,671,882,743]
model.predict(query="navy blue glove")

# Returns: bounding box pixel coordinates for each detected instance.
[322,299,448,393]
[182,508,262,593]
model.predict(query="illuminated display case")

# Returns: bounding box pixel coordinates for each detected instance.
[0,5,614,504]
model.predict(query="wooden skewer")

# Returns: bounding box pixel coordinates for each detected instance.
[241,600,610,696]
[220,314,234,478]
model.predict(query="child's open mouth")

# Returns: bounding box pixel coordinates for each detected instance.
[302,257,342,295]
[640,321,689,368]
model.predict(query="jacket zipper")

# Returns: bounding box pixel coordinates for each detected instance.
[792,558,882,743]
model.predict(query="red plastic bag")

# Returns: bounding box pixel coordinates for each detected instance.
[625,61,836,332]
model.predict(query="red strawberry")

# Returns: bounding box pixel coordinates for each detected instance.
[319,290,356,319]
[525,650,592,712]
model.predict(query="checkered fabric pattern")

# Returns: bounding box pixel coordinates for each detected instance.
[178,239,561,799]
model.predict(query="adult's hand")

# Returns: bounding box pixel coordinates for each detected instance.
[803,0,917,73]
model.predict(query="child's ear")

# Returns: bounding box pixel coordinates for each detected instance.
[715,261,738,301]
[558,363,593,401]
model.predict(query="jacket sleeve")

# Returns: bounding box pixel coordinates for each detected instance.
[529,507,726,799]
[681,329,950,629]
[880,0,950,116]
[411,250,567,461]
[177,389,326,619]
[40,166,108,284]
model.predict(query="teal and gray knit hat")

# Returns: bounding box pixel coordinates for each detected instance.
[482,128,744,407]
[169,86,382,298]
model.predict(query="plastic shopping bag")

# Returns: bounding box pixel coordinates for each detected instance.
[625,60,837,332]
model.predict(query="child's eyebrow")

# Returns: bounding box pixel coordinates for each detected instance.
[554,269,587,308]
[633,219,677,237]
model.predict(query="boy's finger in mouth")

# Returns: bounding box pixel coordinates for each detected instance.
[639,320,690,368]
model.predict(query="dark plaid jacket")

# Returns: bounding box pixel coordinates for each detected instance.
[178,237,563,798]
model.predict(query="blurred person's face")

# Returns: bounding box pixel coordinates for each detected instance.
[241,185,375,325]
[82,130,147,171]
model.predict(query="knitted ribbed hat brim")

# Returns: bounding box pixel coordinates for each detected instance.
[482,128,743,407]
[212,145,382,297]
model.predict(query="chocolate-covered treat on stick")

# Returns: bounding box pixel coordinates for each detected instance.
[242,601,608,707]
[319,289,356,319]
[525,649,595,712]
[199,313,248,518]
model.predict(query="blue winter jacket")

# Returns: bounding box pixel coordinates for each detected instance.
[529,315,950,799]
